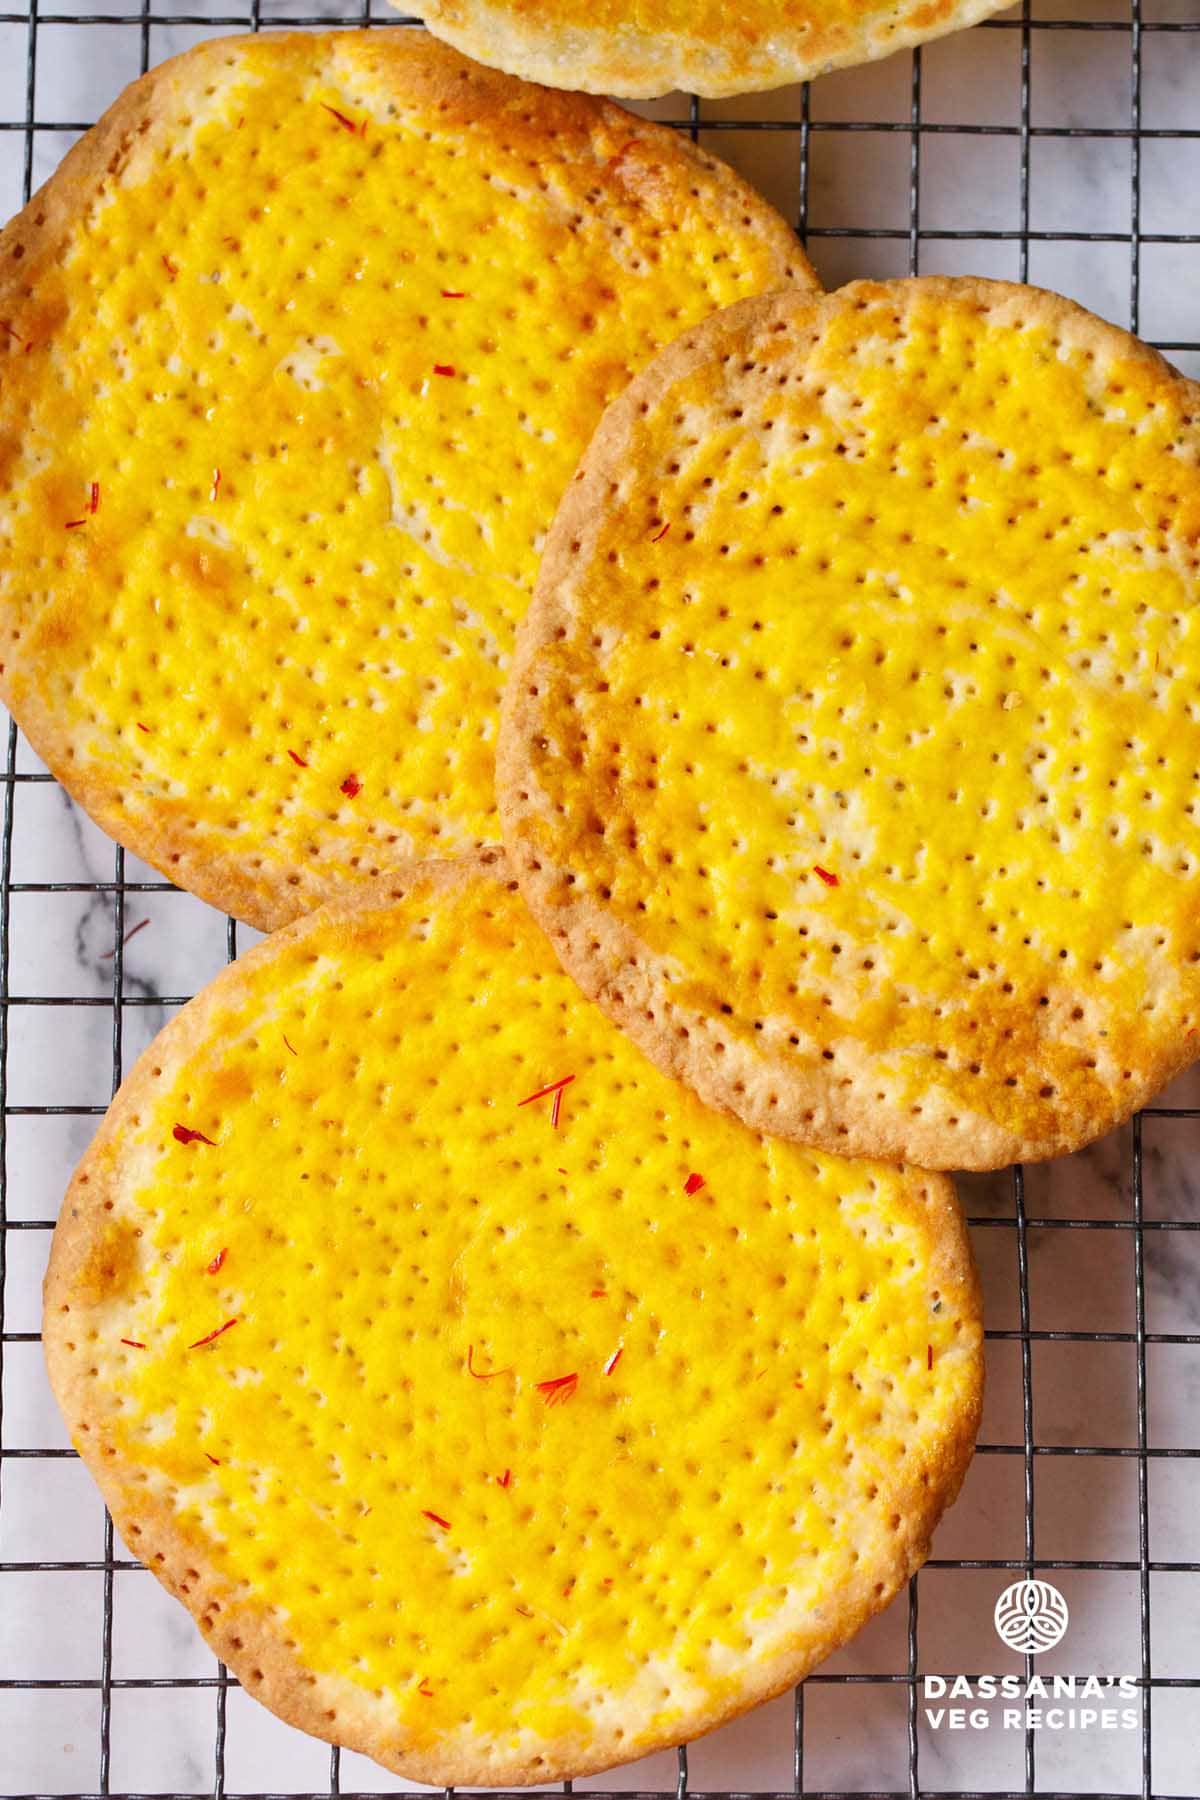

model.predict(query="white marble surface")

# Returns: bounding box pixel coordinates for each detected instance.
[1,3,1199,1795]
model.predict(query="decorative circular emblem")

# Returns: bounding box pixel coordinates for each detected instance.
[994,1580,1070,1655]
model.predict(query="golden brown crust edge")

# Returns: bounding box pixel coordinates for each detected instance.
[0,29,812,936]
[497,275,1200,1172]
[45,844,981,1784]
[406,0,1015,99]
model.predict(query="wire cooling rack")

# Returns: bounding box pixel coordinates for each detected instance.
[0,2,1198,1797]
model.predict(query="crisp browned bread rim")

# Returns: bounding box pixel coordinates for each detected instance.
[0,28,813,935]
[405,0,1016,99]
[44,844,982,1784]
[497,274,1200,1171]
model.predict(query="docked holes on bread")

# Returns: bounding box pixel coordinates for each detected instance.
[500,277,1200,1170]
[0,30,811,930]
[45,851,982,1785]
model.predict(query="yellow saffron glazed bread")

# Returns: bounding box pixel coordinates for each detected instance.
[0,31,811,932]
[44,851,982,1784]
[404,0,1012,97]
[500,277,1200,1171]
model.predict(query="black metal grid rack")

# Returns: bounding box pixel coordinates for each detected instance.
[0,2,1198,1797]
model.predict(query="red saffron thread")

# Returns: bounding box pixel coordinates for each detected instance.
[518,1073,575,1133]
[0,320,24,347]
[608,138,640,167]
[322,103,365,136]
[793,1379,804,1389]
[536,1372,578,1406]
[684,1172,706,1196]
[120,1337,146,1349]
[282,1034,298,1056]
[206,1248,227,1276]
[205,1452,221,1466]
[188,1318,238,1350]
[432,363,456,378]
[441,289,467,299]
[136,722,151,733]
[64,518,87,530]
[417,1679,434,1698]
[927,1344,934,1371]
[422,1510,451,1529]
[467,1343,512,1381]
[340,773,362,798]
[210,468,222,502]
[603,1348,623,1376]
[161,254,179,281]
[515,1603,534,1618]
[813,865,839,888]
[89,481,100,515]
[173,1124,216,1147]
[519,1074,576,1107]
[287,749,308,767]
[651,521,671,542]
[497,1469,512,1488]
[99,918,150,960]
[590,1289,607,1298]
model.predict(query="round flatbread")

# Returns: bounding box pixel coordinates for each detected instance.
[45,849,981,1786]
[499,277,1200,1170]
[0,31,809,932]
[404,0,1012,97]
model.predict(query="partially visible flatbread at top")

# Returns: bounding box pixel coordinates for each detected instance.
[0,30,810,930]
[404,0,1012,97]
